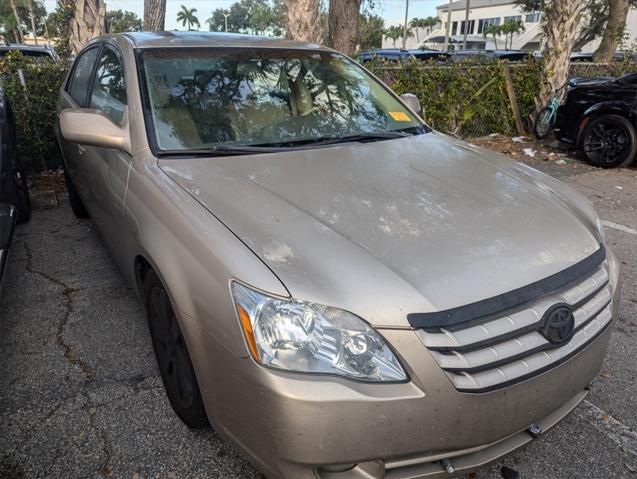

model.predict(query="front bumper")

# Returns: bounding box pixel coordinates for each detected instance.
[183,309,614,479]
[181,248,620,479]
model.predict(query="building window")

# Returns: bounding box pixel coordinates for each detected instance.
[504,15,522,24]
[478,17,501,34]
[452,21,458,35]
[525,12,541,23]
[460,20,475,35]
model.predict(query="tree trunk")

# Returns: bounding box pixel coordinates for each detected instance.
[67,0,106,54]
[284,0,323,44]
[10,0,24,43]
[28,1,38,45]
[327,0,362,55]
[593,0,629,62]
[144,0,167,31]
[535,0,585,113]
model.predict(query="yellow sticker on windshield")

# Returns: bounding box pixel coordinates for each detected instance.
[389,111,411,122]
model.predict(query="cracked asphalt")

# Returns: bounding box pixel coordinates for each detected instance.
[1,158,636,479]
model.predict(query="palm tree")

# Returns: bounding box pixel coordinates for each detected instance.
[409,18,426,42]
[176,5,200,31]
[482,24,501,49]
[423,16,440,36]
[384,25,402,47]
[501,20,525,50]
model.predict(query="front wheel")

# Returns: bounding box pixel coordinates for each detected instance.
[581,115,637,168]
[143,271,209,429]
[534,107,555,140]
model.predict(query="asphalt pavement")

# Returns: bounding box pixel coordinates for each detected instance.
[1,158,636,479]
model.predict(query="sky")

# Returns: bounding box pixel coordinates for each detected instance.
[42,0,440,30]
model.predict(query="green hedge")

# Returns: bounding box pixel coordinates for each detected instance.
[0,52,68,173]
[0,51,635,174]
[368,58,636,138]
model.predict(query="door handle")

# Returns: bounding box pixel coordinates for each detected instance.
[77,145,86,156]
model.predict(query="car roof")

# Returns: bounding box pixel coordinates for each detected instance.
[409,49,447,54]
[359,49,411,54]
[0,44,54,52]
[113,31,328,51]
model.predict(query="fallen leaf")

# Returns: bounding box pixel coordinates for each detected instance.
[601,415,610,423]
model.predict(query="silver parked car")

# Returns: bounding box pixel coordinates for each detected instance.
[55,32,620,479]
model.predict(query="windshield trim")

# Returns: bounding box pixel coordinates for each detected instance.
[135,46,429,158]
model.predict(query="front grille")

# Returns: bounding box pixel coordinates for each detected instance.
[416,261,612,393]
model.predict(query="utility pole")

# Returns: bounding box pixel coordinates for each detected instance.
[443,0,452,51]
[462,0,470,49]
[402,0,409,49]
[222,12,230,32]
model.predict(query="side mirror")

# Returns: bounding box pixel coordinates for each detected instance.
[400,93,421,115]
[60,108,131,154]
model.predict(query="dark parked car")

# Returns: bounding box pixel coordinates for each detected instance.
[357,48,448,64]
[570,51,637,62]
[0,44,59,61]
[554,72,637,168]
[450,49,530,63]
[0,87,30,284]
[357,49,413,64]
[408,48,450,62]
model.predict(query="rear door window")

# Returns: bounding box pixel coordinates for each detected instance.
[67,47,100,106]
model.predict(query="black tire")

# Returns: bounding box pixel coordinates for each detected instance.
[534,107,555,140]
[63,167,89,218]
[143,270,209,429]
[581,115,637,168]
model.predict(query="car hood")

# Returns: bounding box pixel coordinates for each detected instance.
[159,133,600,327]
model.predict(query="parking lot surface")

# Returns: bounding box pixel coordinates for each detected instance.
[1,156,636,479]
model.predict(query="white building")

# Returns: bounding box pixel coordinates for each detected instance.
[383,0,637,52]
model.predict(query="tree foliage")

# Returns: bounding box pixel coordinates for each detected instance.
[106,9,142,33]
[176,5,199,31]
[384,25,407,48]
[207,0,285,36]
[515,0,637,51]
[358,13,384,50]
[408,17,439,43]
[0,0,47,43]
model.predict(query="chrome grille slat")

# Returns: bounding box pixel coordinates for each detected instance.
[416,262,613,392]
[417,265,609,351]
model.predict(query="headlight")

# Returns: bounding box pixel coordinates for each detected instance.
[231,281,407,382]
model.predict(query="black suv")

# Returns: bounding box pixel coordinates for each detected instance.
[554,72,637,168]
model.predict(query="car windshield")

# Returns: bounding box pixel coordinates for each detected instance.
[139,48,424,152]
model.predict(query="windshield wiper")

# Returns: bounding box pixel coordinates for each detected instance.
[251,129,418,148]
[317,130,415,145]
[158,144,289,157]
[157,129,421,157]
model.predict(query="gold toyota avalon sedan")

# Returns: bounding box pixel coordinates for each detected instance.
[55,32,620,479]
